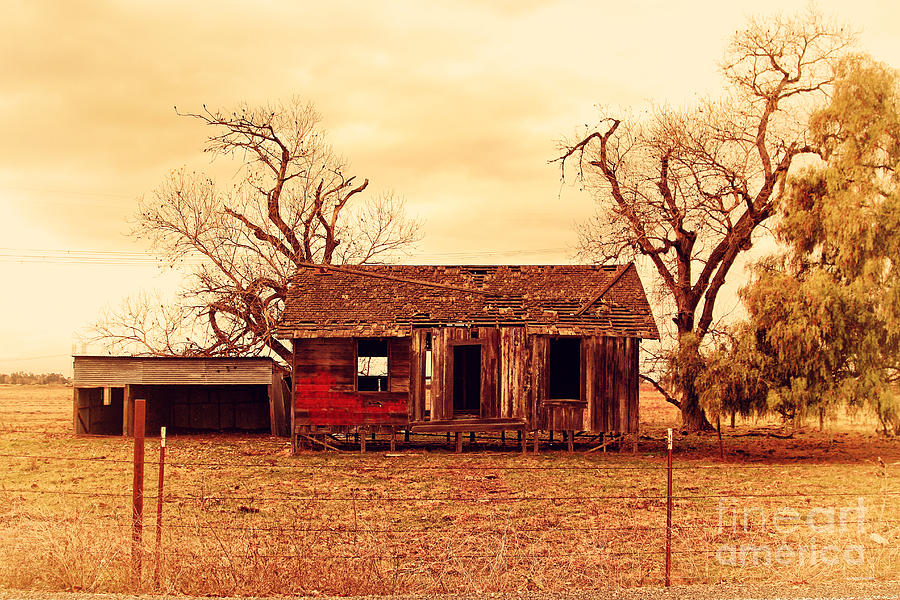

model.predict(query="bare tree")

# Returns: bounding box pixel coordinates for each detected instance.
[555,10,852,430]
[94,100,421,364]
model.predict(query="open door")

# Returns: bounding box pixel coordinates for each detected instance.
[452,344,481,416]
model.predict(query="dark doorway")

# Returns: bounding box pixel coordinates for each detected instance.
[549,337,581,399]
[453,344,481,416]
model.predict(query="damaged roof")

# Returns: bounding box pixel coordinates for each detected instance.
[277,264,659,339]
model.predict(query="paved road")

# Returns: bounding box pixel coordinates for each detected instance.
[1,581,898,600]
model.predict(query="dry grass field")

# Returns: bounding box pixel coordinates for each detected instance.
[0,383,898,596]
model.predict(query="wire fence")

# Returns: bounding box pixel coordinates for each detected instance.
[0,424,897,595]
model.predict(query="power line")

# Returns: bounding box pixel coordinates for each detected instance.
[0,247,574,266]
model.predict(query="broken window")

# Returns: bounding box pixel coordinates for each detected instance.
[548,337,581,400]
[357,338,389,391]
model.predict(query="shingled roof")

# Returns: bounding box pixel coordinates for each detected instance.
[277,264,659,339]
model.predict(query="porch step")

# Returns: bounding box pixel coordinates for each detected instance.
[409,418,527,433]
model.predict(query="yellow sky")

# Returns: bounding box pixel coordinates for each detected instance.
[1,0,899,375]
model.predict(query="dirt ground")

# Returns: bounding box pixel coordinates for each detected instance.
[0,384,897,596]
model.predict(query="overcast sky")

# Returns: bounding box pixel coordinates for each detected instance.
[1,0,899,375]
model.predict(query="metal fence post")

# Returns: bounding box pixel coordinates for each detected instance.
[131,398,146,588]
[665,427,673,587]
[154,426,166,587]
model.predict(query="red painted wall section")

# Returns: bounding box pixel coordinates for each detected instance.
[295,372,408,426]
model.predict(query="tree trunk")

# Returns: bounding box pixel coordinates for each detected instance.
[679,391,713,431]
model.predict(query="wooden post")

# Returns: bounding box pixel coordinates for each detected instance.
[123,384,134,437]
[665,428,673,587]
[567,430,574,453]
[360,428,367,454]
[500,430,506,447]
[532,430,539,453]
[72,387,79,434]
[153,427,166,587]
[390,429,396,452]
[131,399,146,588]
[455,432,462,453]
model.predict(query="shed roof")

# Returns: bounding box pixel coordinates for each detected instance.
[278,264,659,339]
[73,355,278,387]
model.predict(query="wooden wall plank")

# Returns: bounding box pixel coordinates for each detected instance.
[431,328,447,420]
[616,337,628,433]
[628,337,640,432]
[499,327,527,419]
[600,336,612,432]
[582,336,593,432]
[528,335,549,429]
[479,327,500,419]
[388,337,411,393]
[410,329,428,422]
[294,338,356,391]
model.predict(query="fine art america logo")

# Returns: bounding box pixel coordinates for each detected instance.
[715,497,868,567]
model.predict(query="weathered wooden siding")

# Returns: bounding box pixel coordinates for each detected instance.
[583,335,600,431]
[430,327,470,420]
[388,338,411,393]
[426,327,505,421]
[527,335,549,429]
[74,387,123,435]
[140,384,270,432]
[73,357,286,436]
[290,330,639,435]
[294,338,355,391]
[591,336,639,434]
[479,327,500,418]
[525,334,639,434]
[73,356,276,386]
[499,327,527,419]
[409,329,428,422]
[293,337,409,428]
[531,334,585,431]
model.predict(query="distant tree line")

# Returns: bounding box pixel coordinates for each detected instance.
[0,372,70,385]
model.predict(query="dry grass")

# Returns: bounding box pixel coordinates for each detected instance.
[0,384,898,595]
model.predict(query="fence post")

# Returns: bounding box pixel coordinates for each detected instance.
[131,398,146,588]
[665,427,673,587]
[154,426,166,587]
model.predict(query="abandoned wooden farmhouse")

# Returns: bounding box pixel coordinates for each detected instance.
[73,356,290,436]
[277,264,659,451]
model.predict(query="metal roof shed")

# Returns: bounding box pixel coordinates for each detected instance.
[72,356,289,437]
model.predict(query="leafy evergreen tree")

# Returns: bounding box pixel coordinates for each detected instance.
[705,56,900,433]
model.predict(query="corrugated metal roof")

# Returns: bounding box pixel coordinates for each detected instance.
[278,264,659,339]
[73,356,277,386]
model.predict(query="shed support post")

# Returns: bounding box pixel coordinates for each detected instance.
[568,430,574,453]
[390,429,396,452]
[360,428,367,454]
[533,430,539,453]
[123,384,134,437]
[455,432,462,453]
